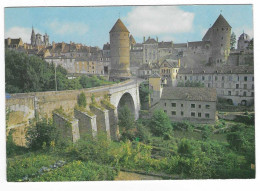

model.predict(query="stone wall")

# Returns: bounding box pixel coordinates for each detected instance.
[101,102,119,140]
[90,105,111,139]
[74,109,97,138]
[53,112,80,143]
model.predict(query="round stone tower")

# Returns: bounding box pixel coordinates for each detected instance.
[209,14,231,65]
[109,19,131,79]
[237,32,251,50]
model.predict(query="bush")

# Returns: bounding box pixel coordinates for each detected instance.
[150,110,172,137]
[77,92,87,108]
[31,161,118,181]
[26,119,57,151]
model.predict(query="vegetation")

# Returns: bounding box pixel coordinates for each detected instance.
[77,92,87,108]
[7,105,255,181]
[5,50,115,93]
[139,82,151,110]
[230,32,237,50]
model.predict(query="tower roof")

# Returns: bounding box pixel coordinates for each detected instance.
[212,14,231,28]
[109,19,129,33]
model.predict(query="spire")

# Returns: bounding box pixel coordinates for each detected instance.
[212,14,231,28]
[109,19,129,33]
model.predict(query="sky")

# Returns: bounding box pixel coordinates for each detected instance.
[5,5,253,49]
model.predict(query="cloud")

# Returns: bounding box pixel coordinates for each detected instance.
[125,6,194,37]
[5,27,37,43]
[47,20,89,35]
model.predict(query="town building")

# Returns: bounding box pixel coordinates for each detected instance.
[177,65,254,106]
[153,87,217,123]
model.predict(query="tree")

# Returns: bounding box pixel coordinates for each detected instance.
[247,38,254,50]
[230,32,237,50]
[26,119,57,150]
[139,82,151,109]
[77,92,87,108]
[149,109,172,136]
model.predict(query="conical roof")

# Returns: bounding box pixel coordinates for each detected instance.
[212,14,231,28]
[110,19,129,33]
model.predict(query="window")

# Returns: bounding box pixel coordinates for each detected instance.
[252,77,254,81]
[244,84,247,89]
[191,112,195,117]
[181,104,183,107]
[244,76,247,81]
[237,76,240,81]
[164,110,167,113]
[198,105,201,109]
[190,76,193,81]
[172,111,176,115]
[198,113,201,117]
[228,91,231,96]
[172,103,176,107]
[215,76,218,81]
[181,111,184,116]
[222,76,225,81]
[205,113,210,118]
[191,104,195,108]
[208,83,211,88]
[206,105,210,109]
[164,103,167,107]
[185,76,187,80]
[252,84,254,89]
[208,76,211,80]
[236,84,239,89]
[243,92,247,96]
[202,76,205,81]
[251,92,254,97]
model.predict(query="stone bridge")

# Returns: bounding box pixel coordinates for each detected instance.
[6,79,141,145]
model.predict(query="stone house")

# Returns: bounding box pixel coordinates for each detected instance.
[177,65,254,106]
[159,59,180,86]
[154,87,217,123]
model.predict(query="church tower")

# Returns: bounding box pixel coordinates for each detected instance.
[109,19,131,79]
[31,26,36,46]
[209,14,231,65]
[43,33,49,46]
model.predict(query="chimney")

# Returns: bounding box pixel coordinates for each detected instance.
[143,36,146,43]
[156,36,158,42]
[7,38,11,45]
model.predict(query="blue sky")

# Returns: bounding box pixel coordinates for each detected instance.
[5,5,253,48]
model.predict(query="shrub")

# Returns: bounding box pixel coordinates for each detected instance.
[26,119,57,151]
[150,109,172,137]
[77,92,87,108]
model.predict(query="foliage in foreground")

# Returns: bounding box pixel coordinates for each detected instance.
[32,161,118,181]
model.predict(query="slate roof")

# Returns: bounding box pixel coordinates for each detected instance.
[202,28,212,41]
[158,41,173,48]
[161,87,217,102]
[178,65,254,74]
[110,19,129,33]
[188,41,210,48]
[133,43,143,48]
[129,35,136,44]
[174,43,187,48]
[212,14,231,28]
[161,59,179,68]
[103,43,110,50]
[149,73,161,78]
[144,38,157,44]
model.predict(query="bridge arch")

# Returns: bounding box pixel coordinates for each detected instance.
[109,82,140,120]
[116,92,135,118]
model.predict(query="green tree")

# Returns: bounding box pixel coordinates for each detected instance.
[247,38,254,50]
[139,82,151,109]
[26,119,57,150]
[230,32,237,50]
[77,92,87,108]
[150,109,172,136]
